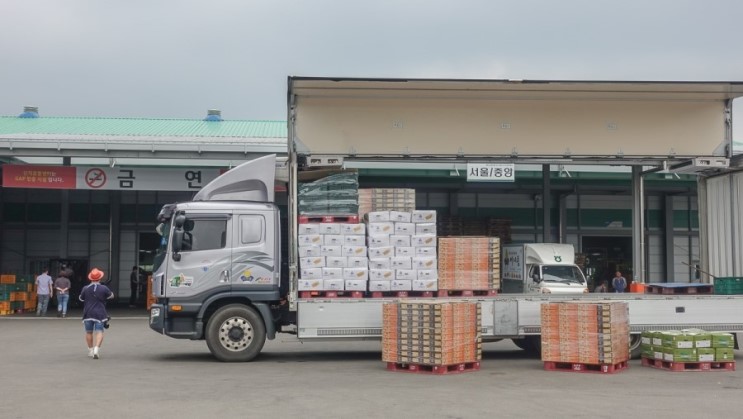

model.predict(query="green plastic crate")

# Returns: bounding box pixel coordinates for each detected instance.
[714,277,743,295]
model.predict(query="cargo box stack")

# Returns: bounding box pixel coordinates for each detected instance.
[1,275,37,315]
[297,221,368,292]
[382,300,481,372]
[438,237,501,291]
[714,277,743,295]
[0,274,16,315]
[541,301,630,369]
[640,329,736,367]
[366,210,438,293]
[298,172,359,216]
[358,188,415,219]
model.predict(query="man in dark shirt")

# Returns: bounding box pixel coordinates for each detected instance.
[79,268,114,359]
[54,273,72,318]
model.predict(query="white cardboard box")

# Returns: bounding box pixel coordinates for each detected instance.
[415,223,437,235]
[395,269,417,280]
[391,257,412,269]
[344,235,366,246]
[394,222,416,235]
[417,269,438,280]
[322,267,344,280]
[323,279,345,291]
[323,234,345,246]
[318,223,341,235]
[412,279,438,291]
[300,268,322,280]
[369,269,395,281]
[389,211,412,222]
[297,224,320,235]
[342,245,368,257]
[368,246,395,258]
[390,235,412,247]
[366,211,390,222]
[298,279,323,291]
[391,279,412,291]
[321,245,343,257]
[412,210,437,223]
[343,267,369,281]
[368,280,391,292]
[413,256,437,270]
[345,279,368,291]
[298,245,322,258]
[298,234,323,246]
[368,235,391,247]
[347,257,369,268]
[367,222,394,235]
[396,247,416,257]
[341,223,366,236]
[300,256,325,269]
[412,235,437,247]
[416,246,437,257]
[325,256,347,268]
[369,258,391,270]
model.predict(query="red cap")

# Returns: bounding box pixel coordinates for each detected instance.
[88,268,105,281]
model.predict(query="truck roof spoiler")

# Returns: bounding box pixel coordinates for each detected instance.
[193,154,277,202]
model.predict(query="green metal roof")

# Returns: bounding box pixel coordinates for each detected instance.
[0,116,287,138]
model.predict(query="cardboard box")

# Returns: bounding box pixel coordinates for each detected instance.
[297,224,320,235]
[300,268,322,280]
[342,246,367,257]
[641,331,655,346]
[344,235,366,246]
[390,235,412,247]
[323,234,344,246]
[652,331,664,347]
[347,257,368,268]
[341,223,366,235]
[415,223,437,235]
[369,280,391,292]
[369,258,391,270]
[366,211,391,222]
[298,279,323,291]
[394,222,416,235]
[396,247,415,257]
[391,280,412,291]
[412,279,438,291]
[395,269,417,280]
[368,222,394,235]
[412,235,437,247]
[298,234,323,246]
[321,245,343,257]
[369,246,395,258]
[322,268,344,280]
[697,348,716,362]
[391,257,412,270]
[323,279,345,291]
[325,256,347,268]
[370,269,395,281]
[318,223,341,235]
[662,331,694,349]
[413,256,437,270]
[663,348,696,362]
[298,245,322,258]
[686,332,712,348]
[300,256,325,268]
[412,210,437,223]
[711,332,735,348]
[389,211,412,222]
[716,348,735,361]
[416,247,437,257]
[345,279,368,291]
[343,267,369,281]
[368,235,391,247]
[418,270,438,280]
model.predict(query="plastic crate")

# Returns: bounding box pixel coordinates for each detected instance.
[714,277,743,295]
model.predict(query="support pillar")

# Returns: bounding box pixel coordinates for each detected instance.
[632,166,645,283]
[542,164,551,243]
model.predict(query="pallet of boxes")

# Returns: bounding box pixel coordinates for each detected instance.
[0,274,36,315]
[382,299,482,374]
[541,301,630,373]
[640,329,736,371]
[438,236,500,297]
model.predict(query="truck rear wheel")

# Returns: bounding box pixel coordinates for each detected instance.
[205,304,266,362]
[629,334,643,359]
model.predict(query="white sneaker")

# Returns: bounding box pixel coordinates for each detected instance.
[93,347,99,359]
[88,348,94,357]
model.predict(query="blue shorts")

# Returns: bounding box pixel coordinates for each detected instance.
[83,320,105,332]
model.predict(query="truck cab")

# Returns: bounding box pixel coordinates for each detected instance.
[501,243,588,294]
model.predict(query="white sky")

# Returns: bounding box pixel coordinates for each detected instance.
[1,0,742,144]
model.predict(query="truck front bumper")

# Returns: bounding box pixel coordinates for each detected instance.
[149,303,203,340]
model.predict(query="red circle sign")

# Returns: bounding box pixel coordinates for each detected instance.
[85,168,107,189]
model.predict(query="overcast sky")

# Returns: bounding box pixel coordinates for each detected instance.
[1,0,742,140]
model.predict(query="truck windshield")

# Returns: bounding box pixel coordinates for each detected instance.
[153,220,171,273]
[542,266,585,284]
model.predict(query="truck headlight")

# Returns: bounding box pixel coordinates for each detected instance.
[541,288,552,294]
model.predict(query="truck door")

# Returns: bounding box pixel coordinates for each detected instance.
[526,265,541,293]
[230,212,278,292]
[166,213,232,298]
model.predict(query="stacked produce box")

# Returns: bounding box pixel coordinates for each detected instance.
[541,301,630,365]
[297,222,367,291]
[298,172,359,215]
[640,329,735,362]
[0,275,36,315]
[382,300,481,366]
[358,188,415,219]
[438,237,501,291]
[366,210,438,293]
[714,277,743,295]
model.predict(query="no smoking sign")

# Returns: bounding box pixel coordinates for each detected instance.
[85,168,107,188]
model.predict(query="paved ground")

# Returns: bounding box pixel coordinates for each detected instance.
[2,308,743,418]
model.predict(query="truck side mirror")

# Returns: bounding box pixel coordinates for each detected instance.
[172,229,184,262]
[532,273,541,283]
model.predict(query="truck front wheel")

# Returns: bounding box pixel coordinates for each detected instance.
[205,304,266,362]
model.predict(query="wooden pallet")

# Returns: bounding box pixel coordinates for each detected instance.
[543,360,629,374]
[299,290,365,299]
[386,361,480,375]
[297,215,360,224]
[369,290,437,298]
[437,289,498,297]
[644,283,714,295]
[641,356,736,372]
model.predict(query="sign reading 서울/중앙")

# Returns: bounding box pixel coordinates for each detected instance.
[466,163,515,182]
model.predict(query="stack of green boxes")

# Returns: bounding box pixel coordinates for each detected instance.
[640,329,735,362]
[1,275,35,315]
[714,277,743,295]
[298,172,359,215]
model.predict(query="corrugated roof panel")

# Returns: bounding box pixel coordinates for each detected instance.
[0,116,287,138]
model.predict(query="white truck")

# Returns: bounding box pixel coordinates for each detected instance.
[148,77,743,362]
[501,243,588,294]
